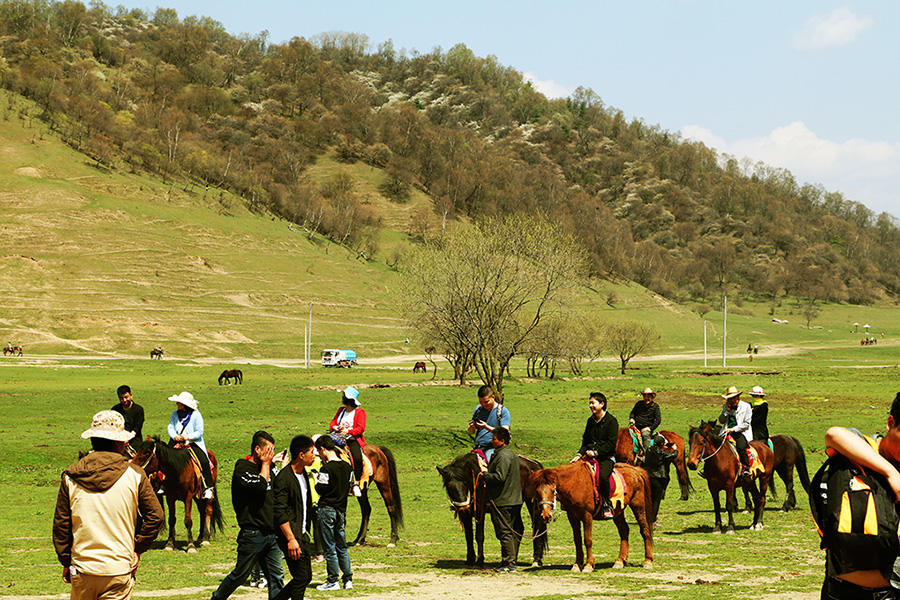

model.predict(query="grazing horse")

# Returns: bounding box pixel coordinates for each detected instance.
[412,361,427,373]
[742,434,811,512]
[686,420,774,534]
[350,444,404,547]
[132,437,223,552]
[150,348,164,359]
[437,452,548,568]
[4,345,23,356]
[218,369,243,385]
[616,428,692,500]
[529,462,653,571]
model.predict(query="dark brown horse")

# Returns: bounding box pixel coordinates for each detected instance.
[437,452,548,567]
[150,348,164,359]
[132,437,223,552]
[529,462,653,571]
[3,345,22,356]
[686,420,774,533]
[350,444,404,547]
[742,434,811,512]
[217,369,243,385]
[412,361,427,373]
[616,427,692,500]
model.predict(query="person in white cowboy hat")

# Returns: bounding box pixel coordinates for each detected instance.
[328,387,367,497]
[749,386,770,445]
[166,391,214,499]
[629,388,662,462]
[53,411,164,600]
[718,386,753,477]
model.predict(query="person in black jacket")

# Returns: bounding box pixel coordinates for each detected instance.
[749,386,769,443]
[629,388,661,462]
[273,435,316,600]
[484,428,523,573]
[210,431,284,600]
[571,392,618,518]
[110,385,144,452]
[313,436,354,590]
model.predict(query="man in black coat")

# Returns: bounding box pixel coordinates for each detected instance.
[272,435,316,600]
[572,392,618,518]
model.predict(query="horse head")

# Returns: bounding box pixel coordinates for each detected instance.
[528,469,558,524]
[437,455,481,516]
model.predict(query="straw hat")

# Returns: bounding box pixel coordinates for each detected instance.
[641,387,656,397]
[721,386,741,399]
[749,386,766,397]
[168,391,198,410]
[81,410,134,442]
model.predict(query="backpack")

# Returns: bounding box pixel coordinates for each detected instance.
[809,452,900,576]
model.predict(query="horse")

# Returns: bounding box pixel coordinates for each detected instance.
[349,443,404,547]
[529,461,653,571]
[150,348,164,359]
[616,427,692,501]
[742,434,811,512]
[218,369,243,385]
[132,437,223,552]
[413,361,427,373]
[3,345,22,356]
[686,420,774,533]
[437,452,548,568]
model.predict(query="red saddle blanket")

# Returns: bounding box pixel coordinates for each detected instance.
[582,459,627,515]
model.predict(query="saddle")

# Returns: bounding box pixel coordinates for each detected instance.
[337,446,373,490]
[725,436,764,479]
[582,459,627,518]
[472,449,489,473]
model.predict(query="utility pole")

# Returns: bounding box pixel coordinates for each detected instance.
[704,321,707,368]
[722,295,727,368]
[308,302,313,369]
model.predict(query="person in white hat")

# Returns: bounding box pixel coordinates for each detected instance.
[749,386,769,445]
[167,391,214,499]
[328,387,366,496]
[718,386,753,477]
[629,388,661,462]
[53,411,164,600]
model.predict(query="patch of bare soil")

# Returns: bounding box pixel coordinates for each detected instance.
[12,166,43,177]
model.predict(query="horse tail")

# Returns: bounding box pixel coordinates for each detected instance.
[210,490,225,533]
[793,436,811,493]
[379,445,404,529]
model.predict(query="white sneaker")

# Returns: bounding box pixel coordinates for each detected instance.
[249,578,259,588]
[202,488,214,499]
[257,577,267,589]
[344,580,353,589]
[316,582,340,591]
[352,485,362,497]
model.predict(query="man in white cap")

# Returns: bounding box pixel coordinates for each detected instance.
[629,388,661,462]
[718,386,753,477]
[749,386,769,445]
[53,411,164,600]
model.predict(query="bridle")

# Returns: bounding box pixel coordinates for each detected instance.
[691,427,727,479]
[537,483,558,522]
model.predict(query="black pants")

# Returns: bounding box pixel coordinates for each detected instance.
[734,435,750,469]
[273,540,312,600]
[347,439,363,483]
[821,576,898,599]
[597,459,614,504]
[490,504,523,569]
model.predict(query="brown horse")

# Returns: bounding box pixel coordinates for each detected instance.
[528,462,653,571]
[217,369,243,385]
[132,437,223,552]
[616,427,692,500]
[412,361,427,373]
[742,434,811,512]
[150,348,163,359]
[686,420,774,533]
[437,452,548,567]
[350,444,404,547]
[3,345,22,356]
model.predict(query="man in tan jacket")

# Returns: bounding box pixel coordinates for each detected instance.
[53,411,164,600]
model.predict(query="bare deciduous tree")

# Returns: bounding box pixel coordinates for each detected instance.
[603,320,661,375]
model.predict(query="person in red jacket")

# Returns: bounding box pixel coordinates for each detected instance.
[329,387,366,495]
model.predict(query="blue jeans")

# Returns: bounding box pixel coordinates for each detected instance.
[211,529,284,600]
[318,506,352,584]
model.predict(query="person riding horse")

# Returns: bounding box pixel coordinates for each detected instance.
[629,388,661,462]
[167,391,214,499]
[718,386,753,478]
[329,387,366,497]
[571,392,618,519]
[749,386,769,444]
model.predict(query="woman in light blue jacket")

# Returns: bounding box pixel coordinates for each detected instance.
[167,391,214,498]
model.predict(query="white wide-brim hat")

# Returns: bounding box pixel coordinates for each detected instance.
[750,385,766,397]
[340,386,361,407]
[168,391,198,410]
[81,410,134,442]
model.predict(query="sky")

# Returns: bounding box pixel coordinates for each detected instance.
[111,1,900,220]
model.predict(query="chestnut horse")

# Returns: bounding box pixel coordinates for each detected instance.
[412,361,427,373]
[616,427,692,501]
[217,369,243,385]
[3,345,22,356]
[686,420,774,533]
[437,452,548,567]
[742,434,811,512]
[132,437,223,552]
[350,444,404,547]
[528,462,653,571]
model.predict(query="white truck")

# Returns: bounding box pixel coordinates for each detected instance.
[321,349,357,368]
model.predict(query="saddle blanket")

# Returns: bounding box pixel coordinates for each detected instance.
[726,436,765,478]
[583,460,627,516]
[338,446,373,490]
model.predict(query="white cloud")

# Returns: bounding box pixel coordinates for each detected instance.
[791,7,874,51]
[523,72,573,99]
[681,121,900,217]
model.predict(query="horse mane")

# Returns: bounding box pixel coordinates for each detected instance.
[530,467,557,487]
[149,435,195,471]
[439,453,479,488]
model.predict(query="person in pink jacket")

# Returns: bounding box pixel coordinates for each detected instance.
[329,387,366,495]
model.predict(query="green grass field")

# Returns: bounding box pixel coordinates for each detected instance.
[2,355,897,599]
